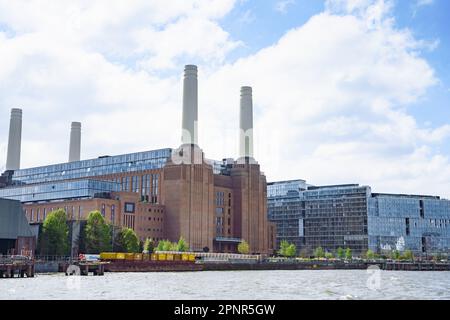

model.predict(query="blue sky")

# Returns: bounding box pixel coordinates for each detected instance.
[224,0,450,126]
[0,0,449,197]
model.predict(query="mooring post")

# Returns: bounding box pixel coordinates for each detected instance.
[27,264,33,278]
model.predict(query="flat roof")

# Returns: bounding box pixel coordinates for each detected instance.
[307,184,361,190]
[371,193,440,200]
[267,179,306,185]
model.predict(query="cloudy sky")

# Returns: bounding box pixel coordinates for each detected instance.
[0,0,449,197]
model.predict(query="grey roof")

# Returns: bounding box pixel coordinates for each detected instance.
[0,198,33,239]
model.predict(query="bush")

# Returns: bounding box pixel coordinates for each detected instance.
[143,238,154,253]
[314,247,325,259]
[238,240,250,254]
[155,238,188,252]
[325,252,334,259]
[401,250,414,261]
[176,237,189,252]
[391,250,401,260]
[366,249,376,260]
[345,248,352,260]
[336,247,344,259]
[278,240,296,257]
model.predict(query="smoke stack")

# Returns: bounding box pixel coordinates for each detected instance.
[68,122,81,162]
[239,86,254,159]
[181,65,198,145]
[5,108,22,171]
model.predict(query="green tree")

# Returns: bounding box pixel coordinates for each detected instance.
[345,248,352,260]
[336,247,344,259]
[156,240,165,252]
[402,250,414,261]
[285,243,297,257]
[41,209,69,256]
[366,249,376,260]
[278,240,296,257]
[238,240,250,254]
[278,240,288,256]
[176,237,189,252]
[314,247,325,259]
[163,240,174,251]
[391,250,400,260]
[155,240,176,251]
[143,238,154,253]
[84,211,112,254]
[115,228,140,253]
[325,252,334,259]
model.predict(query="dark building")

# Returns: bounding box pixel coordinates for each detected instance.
[0,198,35,256]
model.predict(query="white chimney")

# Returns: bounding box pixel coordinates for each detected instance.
[5,108,22,171]
[239,86,254,159]
[68,122,81,162]
[181,65,198,145]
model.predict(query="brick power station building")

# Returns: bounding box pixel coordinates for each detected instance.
[0,65,276,255]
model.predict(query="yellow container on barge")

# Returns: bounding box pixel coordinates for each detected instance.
[100,252,117,260]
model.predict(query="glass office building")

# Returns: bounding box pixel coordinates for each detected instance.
[268,181,450,255]
[0,148,172,205]
[368,193,450,254]
[0,179,120,203]
[9,148,172,185]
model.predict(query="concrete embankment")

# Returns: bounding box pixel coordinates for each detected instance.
[34,259,450,274]
[202,261,450,271]
[34,262,60,273]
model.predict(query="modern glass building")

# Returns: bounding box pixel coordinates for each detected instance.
[268,180,450,255]
[0,179,120,203]
[368,193,450,254]
[0,148,172,205]
[8,148,172,185]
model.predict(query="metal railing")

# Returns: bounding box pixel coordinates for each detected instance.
[34,255,76,263]
[0,255,33,264]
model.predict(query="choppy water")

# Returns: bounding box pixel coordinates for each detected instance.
[1,270,450,300]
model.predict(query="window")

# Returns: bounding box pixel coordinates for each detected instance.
[132,176,139,193]
[125,202,135,213]
[101,204,106,217]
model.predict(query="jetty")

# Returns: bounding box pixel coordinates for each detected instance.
[0,255,35,278]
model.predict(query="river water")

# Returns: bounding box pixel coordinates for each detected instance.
[1,270,450,300]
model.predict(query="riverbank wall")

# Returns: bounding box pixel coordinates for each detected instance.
[202,261,450,271]
[33,259,450,274]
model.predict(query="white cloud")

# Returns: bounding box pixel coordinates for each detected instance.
[0,0,449,198]
[416,0,433,7]
[275,0,296,14]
